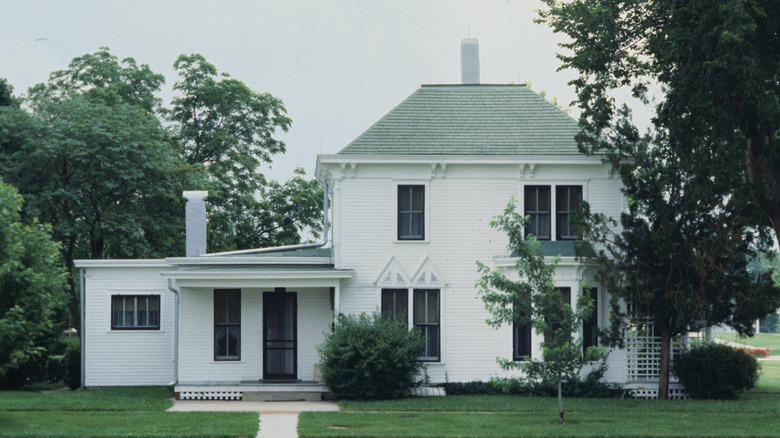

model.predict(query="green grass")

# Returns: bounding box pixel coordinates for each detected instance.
[299,367,780,437]
[299,410,779,437]
[714,332,780,352]
[756,361,780,392]
[0,387,258,437]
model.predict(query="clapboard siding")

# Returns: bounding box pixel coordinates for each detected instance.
[84,265,174,386]
[330,161,625,382]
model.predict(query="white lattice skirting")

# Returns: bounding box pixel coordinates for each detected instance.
[177,391,243,400]
[629,386,688,399]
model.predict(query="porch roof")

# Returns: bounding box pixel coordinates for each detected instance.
[161,265,354,288]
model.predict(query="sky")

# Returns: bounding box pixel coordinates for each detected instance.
[1,0,603,182]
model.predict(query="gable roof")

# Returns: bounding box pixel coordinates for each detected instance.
[338,84,582,156]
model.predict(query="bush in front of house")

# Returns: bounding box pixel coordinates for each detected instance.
[63,338,81,389]
[672,343,759,400]
[317,312,426,400]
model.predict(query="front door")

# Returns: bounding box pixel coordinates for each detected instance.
[263,292,297,380]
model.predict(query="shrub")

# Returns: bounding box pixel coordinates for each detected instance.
[672,343,759,400]
[317,312,426,400]
[62,338,81,390]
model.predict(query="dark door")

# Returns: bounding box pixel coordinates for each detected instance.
[263,292,297,380]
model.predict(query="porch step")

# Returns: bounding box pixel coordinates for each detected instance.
[243,391,322,401]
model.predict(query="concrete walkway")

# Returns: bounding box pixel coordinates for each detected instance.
[169,400,339,438]
[713,337,780,360]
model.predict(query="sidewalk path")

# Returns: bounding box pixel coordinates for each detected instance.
[168,400,339,438]
[713,337,780,361]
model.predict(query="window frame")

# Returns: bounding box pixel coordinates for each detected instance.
[111,295,160,330]
[414,288,440,362]
[397,185,425,241]
[214,289,241,361]
[556,185,583,241]
[513,319,532,361]
[524,185,551,240]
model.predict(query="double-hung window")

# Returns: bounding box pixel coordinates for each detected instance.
[398,185,425,240]
[414,289,440,361]
[214,289,241,360]
[111,295,160,330]
[381,289,408,323]
[524,186,551,240]
[548,287,571,335]
[513,304,532,360]
[582,287,599,353]
[556,186,582,240]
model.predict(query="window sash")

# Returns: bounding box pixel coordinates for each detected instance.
[414,289,440,361]
[556,186,582,240]
[111,295,160,330]
[215,290,241,360]
[398,185,425,240]
[381,289,408,323]
[524,186,551,240]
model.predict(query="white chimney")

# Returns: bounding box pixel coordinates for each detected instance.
[184,191,208,257]
[461,38,480,84]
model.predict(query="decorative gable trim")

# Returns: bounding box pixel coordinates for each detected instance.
[374,255,410,287]
[410,256,446,287]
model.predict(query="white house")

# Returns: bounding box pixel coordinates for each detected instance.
[75,40,686,399]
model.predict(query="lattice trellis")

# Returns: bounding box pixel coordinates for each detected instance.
[625,316,703,382]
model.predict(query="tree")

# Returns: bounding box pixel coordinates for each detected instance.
[168,54,320,252]
[0,51,198,327]
[477,200,600,424]
[0,178,69,376]
[538,0,780,399]
[538,0,780,240]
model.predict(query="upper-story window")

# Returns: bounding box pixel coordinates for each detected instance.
[556,186,582,240]
[524,186,551,240]
[398,185,425,240]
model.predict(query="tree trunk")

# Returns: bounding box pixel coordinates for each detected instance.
[657,322,672,400]
[558,375,565,425]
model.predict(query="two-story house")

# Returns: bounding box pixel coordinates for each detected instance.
[76,41,663,400]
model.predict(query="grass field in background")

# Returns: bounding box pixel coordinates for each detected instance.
[0,387,257,438]
[714,333,780,352]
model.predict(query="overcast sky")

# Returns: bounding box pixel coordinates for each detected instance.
[1,0,599,182]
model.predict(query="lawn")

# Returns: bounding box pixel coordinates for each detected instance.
[714,332,780,352]
[0,386,258,437]
[299,366,780,437]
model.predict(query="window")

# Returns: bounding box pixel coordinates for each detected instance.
[398,185,425,240]
[556,186,583,240]
[111,295,160,329]
[414,289,440,361]
[214,289,241,360]
[513,318,532,361]
[549,287,571,334]
[524,186,550,240]
[382,288,408,322]
[582,287,599,353]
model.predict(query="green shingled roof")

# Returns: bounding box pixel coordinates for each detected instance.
[338,84,582,155]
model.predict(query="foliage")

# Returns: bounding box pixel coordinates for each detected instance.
[538,1,780,399]
[63,339,80,390]
[443,365,625,399]
[168,54,322,252]
[476,200,602,423]
[672,344,759,400]
[317,312,426,400]
[0,333,71,390]
[759,313,779,334]
[0,179,69,376]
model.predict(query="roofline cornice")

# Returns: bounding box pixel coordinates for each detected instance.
[165,256,333,266]
[74,259,171,268]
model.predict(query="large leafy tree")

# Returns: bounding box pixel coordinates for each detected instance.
[477,200,600,424]
[0,50,197,327]
[0,178,68,376]
[538,1,780,398]
[169,54,322,252]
